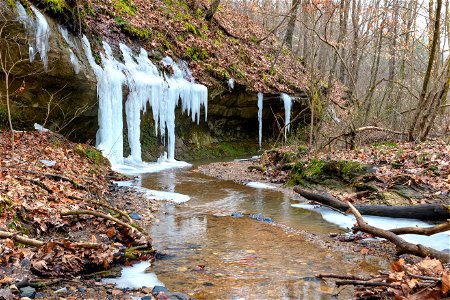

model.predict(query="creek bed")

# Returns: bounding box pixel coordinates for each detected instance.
[139,166,388,299]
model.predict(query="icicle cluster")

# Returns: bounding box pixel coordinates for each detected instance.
[16,2,50,70]
[58,25,81,74]
[280,93,293,143]
[257,92,263,149]
[82,37,208,166]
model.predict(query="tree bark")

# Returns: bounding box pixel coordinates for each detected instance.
[205,0,221,21]
[284,0,300,50]
[408,0,443,141]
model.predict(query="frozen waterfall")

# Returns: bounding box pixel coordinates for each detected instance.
[82,37,207,172]
[257,92,263,149]
[16,2,50,70]
[281,93,293,143]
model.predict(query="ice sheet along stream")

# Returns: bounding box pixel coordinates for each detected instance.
[81,37,207,170]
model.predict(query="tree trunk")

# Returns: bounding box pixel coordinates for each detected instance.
[284,0,300,50]
[205,0,221,21]
[408,0,443,141]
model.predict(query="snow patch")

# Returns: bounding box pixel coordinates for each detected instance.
[246,182,276,189]
[102,261,164,289]
[228,78,235,89]
[292,204,450,251]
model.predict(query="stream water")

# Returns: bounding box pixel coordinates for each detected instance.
[139,165,389,299]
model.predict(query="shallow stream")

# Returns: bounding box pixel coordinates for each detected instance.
[140,166,388,299]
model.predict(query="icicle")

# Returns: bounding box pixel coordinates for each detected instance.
[281,93,293,143]
[83,36,207,168]
[81,36,125,165]
[16,2,50,70]
[30,6,50,70]
[69,49,80,74]
[257,92,263,149]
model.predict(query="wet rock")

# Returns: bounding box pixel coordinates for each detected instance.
[20,286,36,298]
[34,292,44,299]
[128,212,142,220]
[155,251,176,260]
[152,286,169,296]
[78,287,86,293]
[231,212,244,217]
[249,213,272,223]
[141,296,152,300]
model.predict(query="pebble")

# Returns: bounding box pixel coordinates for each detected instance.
[141,296,152,300]
[129,212,142,220]
[111,289,122,296]
[20,286,36,299]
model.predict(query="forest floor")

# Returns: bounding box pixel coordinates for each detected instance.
[0,130,175,299]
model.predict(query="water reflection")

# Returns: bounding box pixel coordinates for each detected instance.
[142,167,383,299]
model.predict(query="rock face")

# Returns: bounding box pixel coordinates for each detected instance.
[0,2,306,160]
[0,2,97,140]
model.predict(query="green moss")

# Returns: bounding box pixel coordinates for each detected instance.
[43,0,68,14]
[113,0,137,16]
[75,144,108,166]
[288,159,366,186]
[186,46,209,61]
[123,24,150,40]
[185,22,199,35]
[372,141,398,148]
[7,0,16,8]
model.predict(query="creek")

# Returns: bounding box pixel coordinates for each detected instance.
[137,164,388,299]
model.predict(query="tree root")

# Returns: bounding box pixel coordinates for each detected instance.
[346,202,450,263]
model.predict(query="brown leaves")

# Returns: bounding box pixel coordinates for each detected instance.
[364,258,450,299]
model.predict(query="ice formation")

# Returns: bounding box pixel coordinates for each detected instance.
[292,204,450,251]
[58,25,80,74]
[228,78,235,90]
[280,93,293,143]
[102,261,164,289]
[257,92,263,149]
[82,37,208,169]
[16,2,50,70]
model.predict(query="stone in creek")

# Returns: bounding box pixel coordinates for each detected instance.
[155,251,176,260]
[231,212,244,217]
[152,286,169,296]
[141,296,152,300]
[128,212,142,220]
[20,286,36,298]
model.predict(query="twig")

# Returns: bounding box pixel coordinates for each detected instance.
[23,169,87,190]
[335,280,400,288]
[0,231,100,248]
[317,273,371,281]
[61,210,148,238]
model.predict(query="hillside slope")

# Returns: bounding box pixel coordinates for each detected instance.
[22,0,309,95]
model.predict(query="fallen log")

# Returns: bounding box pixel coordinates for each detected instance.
[294,187,450,221]
[347,202,450,263]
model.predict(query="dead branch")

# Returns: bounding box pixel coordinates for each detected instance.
[335,280,400,288]
[317,273,371,281]
[346,202,450,263]
[17,176,53,194]
[0,231,100,248]
[23,169,87,190]
[0,231,44,247]
[389,220,450,236]
[61,209,148,238]
[294,187,450,221]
